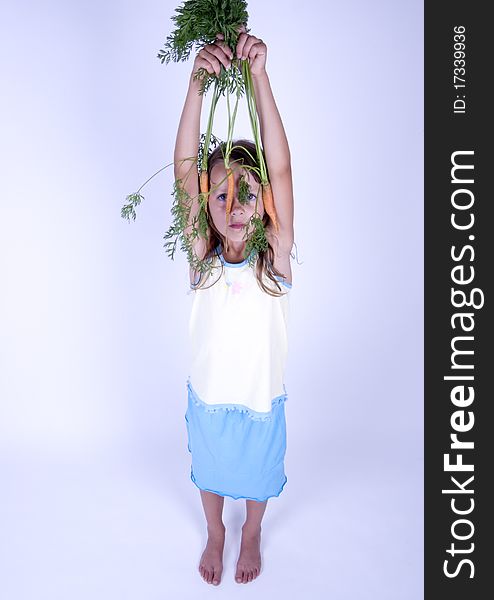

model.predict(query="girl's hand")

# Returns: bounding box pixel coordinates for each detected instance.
[235,27,267,77]
[193,35,233,78]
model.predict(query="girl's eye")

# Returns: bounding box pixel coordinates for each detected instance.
[216,193,255,202]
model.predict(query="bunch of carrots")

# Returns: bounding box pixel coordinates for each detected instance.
[121,0,279,268]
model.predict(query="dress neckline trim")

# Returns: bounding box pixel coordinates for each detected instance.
[216,244,253,268]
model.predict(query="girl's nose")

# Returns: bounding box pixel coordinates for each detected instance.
[231,196,245,212]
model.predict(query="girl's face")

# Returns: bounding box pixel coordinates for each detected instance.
[208,163,264,240]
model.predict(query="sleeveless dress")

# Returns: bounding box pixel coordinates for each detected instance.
[185,244,292,501]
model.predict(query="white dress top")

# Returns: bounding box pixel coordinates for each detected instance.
[187,246,291,415]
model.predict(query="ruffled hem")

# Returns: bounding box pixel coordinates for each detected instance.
[186,378,287,422]
[190,469,287,501]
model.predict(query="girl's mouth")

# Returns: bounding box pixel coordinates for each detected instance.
[229,223,244,229]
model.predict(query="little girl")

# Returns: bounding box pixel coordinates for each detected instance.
[174,29,294,586]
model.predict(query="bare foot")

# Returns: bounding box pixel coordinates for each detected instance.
[198,525,225,586]
[235,525,262,583]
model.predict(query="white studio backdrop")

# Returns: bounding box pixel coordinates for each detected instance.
[0,1,423,598]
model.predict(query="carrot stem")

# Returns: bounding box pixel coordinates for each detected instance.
[222,74,242,254]
[242,60,280,232]
[242,61,267,183]
[201,82,221,173]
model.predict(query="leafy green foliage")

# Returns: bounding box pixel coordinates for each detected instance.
[238,174,250,205]
[192,58,246,96]
[163,179,191,261]
[157,0,249,95]
[121,193,144,222]
[197,192,209,240]
[218,53,247,96]
[197,131,222,175]
[163,179,214,276]
[157,0,249,64]
[244,215,268,267]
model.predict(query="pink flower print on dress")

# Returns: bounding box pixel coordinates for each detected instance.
[231,280,244,295]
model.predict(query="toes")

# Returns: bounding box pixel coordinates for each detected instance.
[212,568,221,585]
[236,566,260,583]
[200,566,212,583]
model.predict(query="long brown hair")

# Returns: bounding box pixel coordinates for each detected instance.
[191,139,289,297]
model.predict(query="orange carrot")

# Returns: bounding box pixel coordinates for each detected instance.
[262,181,279,233]
[225,167,234,224]
[200,170,209,195]
[199,170,209,218]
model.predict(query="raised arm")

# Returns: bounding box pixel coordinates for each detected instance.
[174,72,203,188]
[236,32,294,250]
[174,40,232,263]
[173,71,206,268]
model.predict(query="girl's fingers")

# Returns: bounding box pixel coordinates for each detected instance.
[214,38,234,61]
[236,32,248,59]
[198,49,222,76]
[242,37,263,60]
[197,49,219,75]
[247,42,264,65]
[196,57,216,76]
[208,40,233,64]
[200,45,231,73]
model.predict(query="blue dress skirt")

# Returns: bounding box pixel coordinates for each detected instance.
[185,380,288,501]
